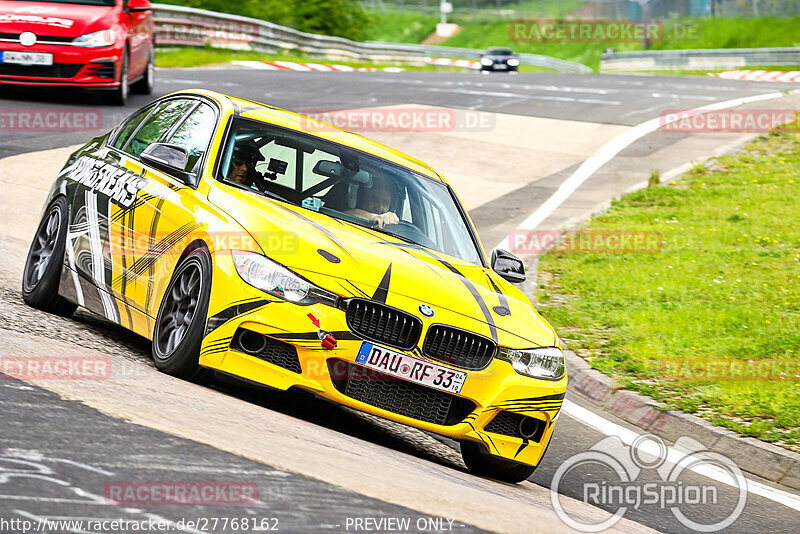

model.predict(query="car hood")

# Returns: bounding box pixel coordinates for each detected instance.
[0,1,115,37]
[209,183,558,347]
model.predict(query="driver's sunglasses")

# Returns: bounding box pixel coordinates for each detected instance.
[232,156,247,166]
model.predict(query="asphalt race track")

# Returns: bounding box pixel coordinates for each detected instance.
[1,67,799,533]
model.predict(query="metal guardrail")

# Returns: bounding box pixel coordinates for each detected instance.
[151,3,591,73]
[601,47,800,72]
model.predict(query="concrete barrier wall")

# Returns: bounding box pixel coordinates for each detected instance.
[601,46,800,72]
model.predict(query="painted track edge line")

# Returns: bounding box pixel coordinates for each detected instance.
[562,400,800,512]
[495,89,799,250]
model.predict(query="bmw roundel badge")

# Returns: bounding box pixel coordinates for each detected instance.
[418,304,435,318]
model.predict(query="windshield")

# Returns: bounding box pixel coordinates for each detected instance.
[5,0,116,5]
[219,117,483,265]
[487,48,513,56]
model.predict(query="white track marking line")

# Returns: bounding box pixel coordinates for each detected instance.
[563,400,800,511]
[425,86,622,105]
[495,90,795,250]
[494,87,800,508]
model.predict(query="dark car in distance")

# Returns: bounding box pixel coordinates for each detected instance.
[479,47,519,72]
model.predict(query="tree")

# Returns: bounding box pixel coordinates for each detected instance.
[292,0,370,40]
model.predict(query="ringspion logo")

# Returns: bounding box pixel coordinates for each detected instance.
[551,434,747,532]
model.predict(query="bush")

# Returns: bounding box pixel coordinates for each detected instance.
[163,0,368,40]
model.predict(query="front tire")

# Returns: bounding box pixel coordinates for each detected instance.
[460,441,537,483]
[131,48,154,95]
[22,196,77,316]
[105,48,129,106]
[152,247,213,381]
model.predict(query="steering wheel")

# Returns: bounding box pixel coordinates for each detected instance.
[380,220,437,249]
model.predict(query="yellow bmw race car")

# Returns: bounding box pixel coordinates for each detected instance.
[23,89,567,483]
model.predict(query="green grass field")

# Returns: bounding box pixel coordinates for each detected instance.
[537,131,800,451]
[439,15,800,71]
[154,47,460,71]
[362,9,439,43]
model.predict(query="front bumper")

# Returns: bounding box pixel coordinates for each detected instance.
[200,253,567,467]
[480,62,518,72]
[0,42,122,87]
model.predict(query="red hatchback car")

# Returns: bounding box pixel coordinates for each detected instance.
[0,0,154,104]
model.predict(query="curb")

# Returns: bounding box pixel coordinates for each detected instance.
[563,348,800,492]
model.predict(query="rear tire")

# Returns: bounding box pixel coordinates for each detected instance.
[460,441,537,483]
[22,196,77,316]
[152,246,213,382]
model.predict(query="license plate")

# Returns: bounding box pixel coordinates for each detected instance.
[494,64,507,70]
[1,51,53,66]
[355,341,467,394]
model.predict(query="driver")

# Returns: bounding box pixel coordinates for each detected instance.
[346,174,399,229]
[227,141,264,188]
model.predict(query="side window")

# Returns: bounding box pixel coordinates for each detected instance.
[123,99,195,159]
[112,106,151,150]
[165,103,216,173]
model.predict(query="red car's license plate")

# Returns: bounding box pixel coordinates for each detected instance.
[1,51,53,66]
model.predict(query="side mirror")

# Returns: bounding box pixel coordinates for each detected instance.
[126,0,152,13]
[140,143,193,185]
[491,249,525,284]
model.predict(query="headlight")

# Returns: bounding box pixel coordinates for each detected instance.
[495,347,565,380]
[232,251,339,307]
[507,58,520,67]
[73,29,116,48]
[480,57,493,66]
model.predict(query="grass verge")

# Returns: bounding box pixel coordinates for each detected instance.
[363,9,439,43]
[537,131,800,451]
[154,47,460,71]
[441,15,800,71]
